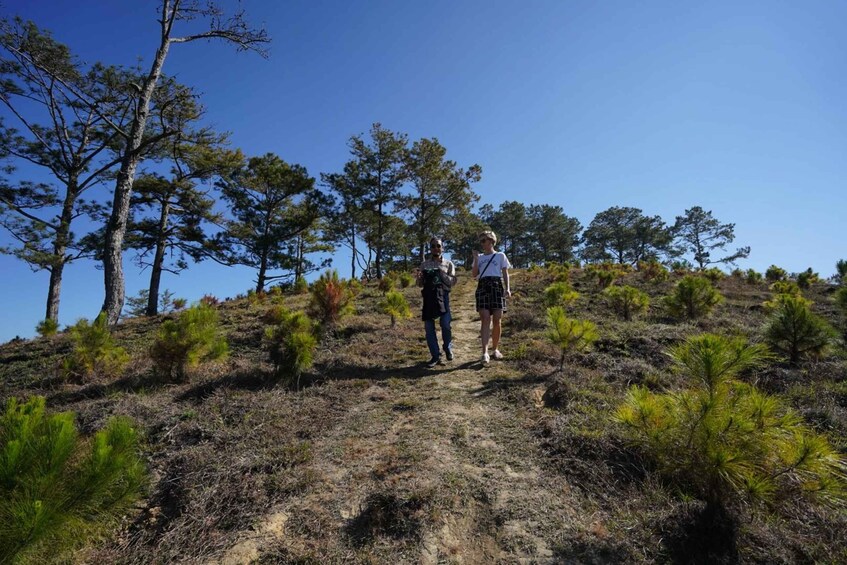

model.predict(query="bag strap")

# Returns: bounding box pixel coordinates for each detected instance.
[478,254,496,278]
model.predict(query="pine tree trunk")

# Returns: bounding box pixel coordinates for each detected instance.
[46,179,78,321]
[146,201,171,316]
[350,224,357,279]
[102,38,172,324]
[256,252,268,294]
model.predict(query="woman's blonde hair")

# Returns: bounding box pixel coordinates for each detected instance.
[479,230,497,245]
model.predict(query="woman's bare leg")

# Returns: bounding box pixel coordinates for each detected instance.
[491,310,502,351]
[480,309,491,354]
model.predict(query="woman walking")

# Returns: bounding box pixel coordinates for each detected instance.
[472,231,511,364]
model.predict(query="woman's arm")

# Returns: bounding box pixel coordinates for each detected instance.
[502,267,511,297]
[471,250,480,278]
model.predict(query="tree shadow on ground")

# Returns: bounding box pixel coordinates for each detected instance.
[174,367,274,403]
[46,372,170,406]
[467,369,555,398]
[312,359,479,383]
[659,502,739,564]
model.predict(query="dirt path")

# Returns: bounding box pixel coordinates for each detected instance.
[218,276,574,564]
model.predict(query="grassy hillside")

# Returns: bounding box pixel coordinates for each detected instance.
[1,267,845,564]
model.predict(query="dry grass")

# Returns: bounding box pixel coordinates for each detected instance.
[1,270,845,563]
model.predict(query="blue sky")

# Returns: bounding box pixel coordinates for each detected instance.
[1,0,845,341]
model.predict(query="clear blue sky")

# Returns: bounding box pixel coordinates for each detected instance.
[1,0,845,341]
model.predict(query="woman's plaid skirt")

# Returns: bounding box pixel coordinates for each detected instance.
[475,277,507,312]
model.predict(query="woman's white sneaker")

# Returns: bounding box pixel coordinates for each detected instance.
[482,352,490,364]
[493,349,504,360]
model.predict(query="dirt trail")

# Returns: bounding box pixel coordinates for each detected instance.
[217,275,574,564]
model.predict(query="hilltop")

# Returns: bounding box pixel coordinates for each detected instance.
[1,267,845,564]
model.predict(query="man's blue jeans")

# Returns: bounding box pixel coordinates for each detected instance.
[425,292,452,360]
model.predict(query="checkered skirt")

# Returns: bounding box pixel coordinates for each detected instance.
[475,277,507,312]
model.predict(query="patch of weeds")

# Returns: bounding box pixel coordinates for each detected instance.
[392,399,419,411]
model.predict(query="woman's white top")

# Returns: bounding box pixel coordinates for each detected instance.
[477,252,511,278]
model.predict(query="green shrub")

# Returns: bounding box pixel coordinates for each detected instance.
[261,304,288,325]
[35,318,59,338]
[603,285,649,321]
[664,275,723,319]
[0,396,146,564]
[62,313,129,382]
[670,260,692,275]
[586,263,625,289]
[347,278,363,296]
[546,306,598,371]
[765,265,787,282]
[836,287,847,315]
[293,277,309,294]
[543,282,580,309]
[546,262,571,283]
[638,260,669,283]
[745,269,762,284]
[172,298,187,310]
[763,281,803,310]
[769,280,801,297]
[264,309,317,384]
[247,289,267,306]
[379,290,411,327]
[764,294,836,365]
[796,268,819,289]
[309,269,355,326]
[836,259,847,280]
[377,273,397,294]
[150,303,229,381]
[616,334,845,517]
[199,294,220,307]
[702,267,725,283]
[398,272,415,288]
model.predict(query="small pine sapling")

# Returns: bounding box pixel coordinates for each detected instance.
[309,269,355,327]
[546,306,598,372]
[199,294,220,307]
[379,290,411,327]
[347,278,363,296]
[546,262,571,283]
[398,272,415,288]
[764,294,836,365]
[664,275,723,319]
[150,303,229,381]
[264,309,317,385]
[638,260,670,283]
[62,313,129,382]
[0,396,146,564]
[543,282,580,309]
[702,267,725,283]
[616,334,845,520]
[377,272,398,294]
[765,265,787,282]
[603,285,650,321]
[836,259,847,281]
[745,269,763,284]
[796,268,819,290]
[35,318,59,338]
[293,277,309,294]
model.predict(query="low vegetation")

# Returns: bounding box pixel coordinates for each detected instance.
[1,265,845,563]
[150,303,229,381]
[0,396,146,564]
[62,313,129,382]
[664,275,723,319]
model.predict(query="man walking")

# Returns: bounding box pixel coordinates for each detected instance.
[416,237,457,367]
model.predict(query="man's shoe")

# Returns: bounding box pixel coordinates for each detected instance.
[481,352,490,364]
[426,357,440,368]
[493,349,504,360]
[445,349,454,361]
